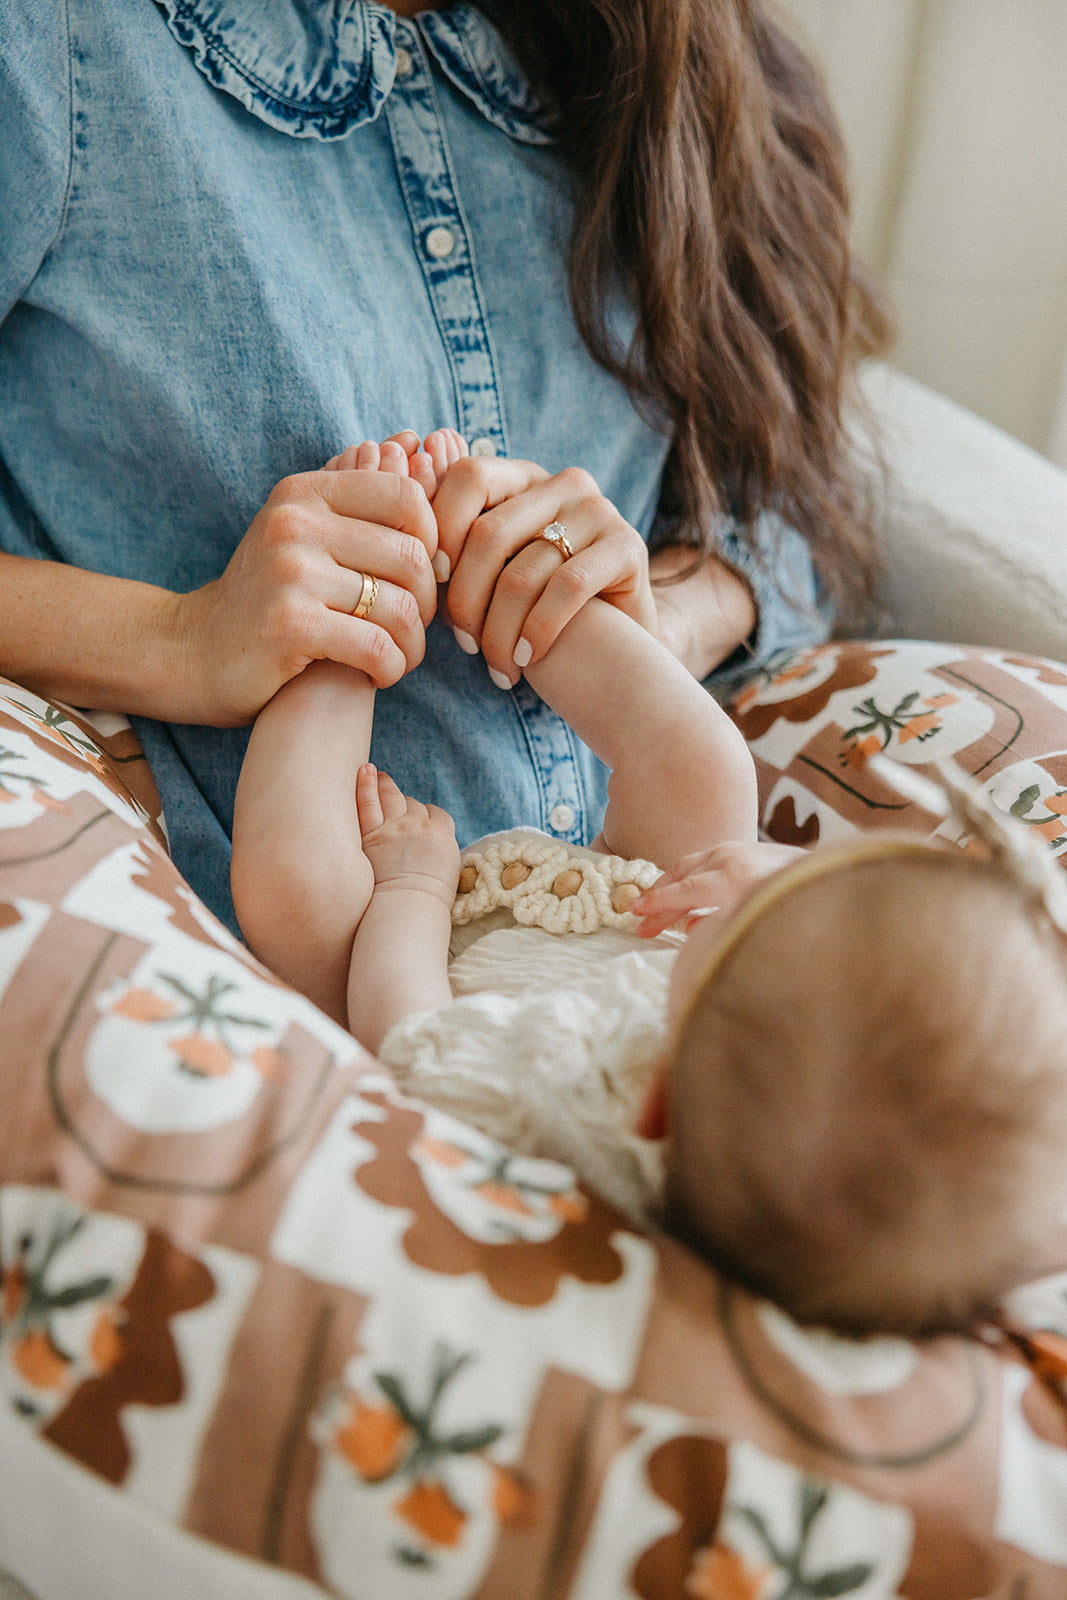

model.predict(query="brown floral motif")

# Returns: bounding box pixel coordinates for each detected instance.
[730,645,892,743]
[636,1443,877,1600]
[0,902,22,932]
[41,1226,215,1483]
[326,1343,531,1570]
[761,795,821,849]
[631,1435,729,1596]
[352,1093,636,1308]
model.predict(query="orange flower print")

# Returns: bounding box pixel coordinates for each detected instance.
[841,690,950,765]
[88,1306,127,1376]
[473,1180,534,1217]
[170,1032,235,1077]
[686,1544,772,1600]
[895,712,943,745]
[0,744,58,806]
[490,1463,533,1525]
[394,1479,467,1548]
[840,734,880,769]
[328,1344,514,1569]
[547,1189,588,1225]
[335,1395,412,1482]
[250,1044,287,1080]
[119,970,275,1077]
[111,987,178,1023]
[1010,784,1067,849]
[2,1211,117,1404]
[11,1327,74,1392]
[417,1135,469,1169]
[2,1257,26,1322]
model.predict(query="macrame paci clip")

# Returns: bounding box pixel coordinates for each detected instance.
[453,832,661,935]
[868,754,1067,935]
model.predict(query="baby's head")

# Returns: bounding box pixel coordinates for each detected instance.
[654,839,1067,1338]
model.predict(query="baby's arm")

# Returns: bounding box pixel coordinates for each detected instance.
[522,600,758,867]
[346,766,459,1053]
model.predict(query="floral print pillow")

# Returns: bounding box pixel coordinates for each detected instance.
[2,661,1067,1599]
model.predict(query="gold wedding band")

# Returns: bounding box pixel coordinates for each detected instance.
[538,521,574,561]
[352,571,379,621]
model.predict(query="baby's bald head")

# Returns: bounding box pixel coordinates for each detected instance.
[662,848,1067,1337]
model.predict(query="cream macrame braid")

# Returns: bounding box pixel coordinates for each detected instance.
[868,754,1067,936]
[451,831,661,935]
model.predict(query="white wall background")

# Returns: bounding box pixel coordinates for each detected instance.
[778,0,1067,467]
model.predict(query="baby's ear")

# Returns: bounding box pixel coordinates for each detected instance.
[636,1062,669,1140]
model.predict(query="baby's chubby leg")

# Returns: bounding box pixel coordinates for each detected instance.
[232,430,465,1021]
[523,600,758,867]
[232,660,377,1024]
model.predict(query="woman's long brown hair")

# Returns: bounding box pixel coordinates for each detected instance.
[483,0,893,614]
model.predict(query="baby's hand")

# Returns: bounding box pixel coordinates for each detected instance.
[355,763,460,911]
[324,429,469,506]
[629,840,806,938]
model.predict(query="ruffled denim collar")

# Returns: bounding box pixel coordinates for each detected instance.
[153,0,553,143]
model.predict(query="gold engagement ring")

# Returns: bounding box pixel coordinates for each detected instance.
[352,571,379,620]
[538,521,574,560]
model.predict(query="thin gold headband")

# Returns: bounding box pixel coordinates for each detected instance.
[675,832,943,1040]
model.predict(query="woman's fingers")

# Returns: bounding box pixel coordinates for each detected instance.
[438,464,654,684]
[432,456,551,567]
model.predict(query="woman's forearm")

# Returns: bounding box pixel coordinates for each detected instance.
[649,546,757,680]
[0,551,197,719]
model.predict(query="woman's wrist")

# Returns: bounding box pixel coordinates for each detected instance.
[0,552,211,722]
[649,545,757,680]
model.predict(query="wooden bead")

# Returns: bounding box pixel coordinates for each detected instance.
[500,861,531,890]
[551,869,584,899]
[611,882,641,914]
[458,865,479,894]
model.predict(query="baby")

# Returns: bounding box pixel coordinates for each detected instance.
[232,438,1067,1342]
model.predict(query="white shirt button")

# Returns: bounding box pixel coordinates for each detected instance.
[394,46,414,80]
[468,436,498,458]
[548,804,576,834]
[425,225,456,260]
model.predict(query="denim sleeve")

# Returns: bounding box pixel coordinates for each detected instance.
[705,510,834,699]
[0,1,72,319]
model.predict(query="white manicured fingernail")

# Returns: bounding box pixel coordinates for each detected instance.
[488,667,516,691]
[513,638,533,670]
[432,552,451,582]
[454,628,479,655]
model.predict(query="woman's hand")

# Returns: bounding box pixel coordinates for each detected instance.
[176,450,439,726]
[431,457,657,689]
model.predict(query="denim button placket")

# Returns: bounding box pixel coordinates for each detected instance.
[386,20,587,845]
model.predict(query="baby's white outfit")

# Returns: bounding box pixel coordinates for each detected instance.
[377,829,680,1223]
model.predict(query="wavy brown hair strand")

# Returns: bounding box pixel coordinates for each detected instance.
[483,0,892,614]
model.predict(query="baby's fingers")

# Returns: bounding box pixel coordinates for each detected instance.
[355,763,385,835]
[374,768,411,823]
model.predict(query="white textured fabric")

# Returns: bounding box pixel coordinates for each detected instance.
[380,859,679,1224]
[857,364,1067,661]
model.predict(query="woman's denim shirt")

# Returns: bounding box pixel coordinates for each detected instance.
[0,0,828,932]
